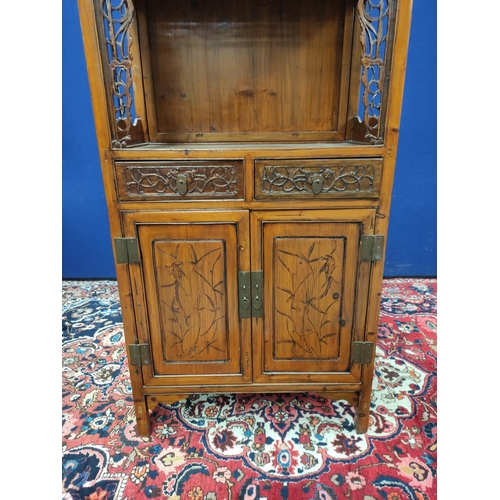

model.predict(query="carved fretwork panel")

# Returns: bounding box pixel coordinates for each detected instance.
[353,0,396,144]
[98,0,143,148]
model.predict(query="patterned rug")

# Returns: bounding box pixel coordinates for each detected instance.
[62,279,437,500]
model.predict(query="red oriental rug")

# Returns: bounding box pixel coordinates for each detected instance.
[62,278,437,500]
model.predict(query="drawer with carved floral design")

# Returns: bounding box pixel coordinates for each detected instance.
[254,158,383,200]
[115,161,244,201]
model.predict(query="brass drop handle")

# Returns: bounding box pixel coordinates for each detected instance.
[240,285,251,312]
[176,174,188,195]
[252,283,262,311]
[311,174,324,195]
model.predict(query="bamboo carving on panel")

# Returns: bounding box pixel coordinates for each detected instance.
[274,237,344,360]
[153,241,229,363]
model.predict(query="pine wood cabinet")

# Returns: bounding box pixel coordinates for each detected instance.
[77,0,413,436]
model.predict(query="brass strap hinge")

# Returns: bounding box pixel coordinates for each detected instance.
[114,238,140,264]
[351,342,375,364]
[128,344,151,367]
[238,271,263,318]
[360,235,384,261]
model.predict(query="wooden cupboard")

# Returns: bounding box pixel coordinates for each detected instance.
[77,0,413,436]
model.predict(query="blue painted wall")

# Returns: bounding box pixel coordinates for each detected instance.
[62,0,436,278]
[385,1,437,276]
[63,0,112,278]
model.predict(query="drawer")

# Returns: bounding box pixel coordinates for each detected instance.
[115,160,244,201]
[254,158,382,200]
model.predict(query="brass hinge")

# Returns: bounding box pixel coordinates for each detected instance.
[360,235,384,261]
[128,344,151,366]
[351,342,374,364]
[114,238,140,264]
[238,271,263,318]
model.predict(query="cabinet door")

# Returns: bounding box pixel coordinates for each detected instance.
[123,211,251,386]
[251,210,374,384]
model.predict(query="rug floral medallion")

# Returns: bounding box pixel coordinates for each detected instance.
[62,279,437,500]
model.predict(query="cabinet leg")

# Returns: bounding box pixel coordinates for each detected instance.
[147,394,185,413]
[354,390,371,434]
[133,399,151,437]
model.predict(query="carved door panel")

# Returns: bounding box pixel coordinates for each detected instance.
[123,211,251,386]
[250,210,375,384]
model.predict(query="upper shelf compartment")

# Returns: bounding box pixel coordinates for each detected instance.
[96,0,396,148]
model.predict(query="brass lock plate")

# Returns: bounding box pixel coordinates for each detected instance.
[251,271,263,318]
[238,271,263,318]
[311,174,324,195]
[238,272,251,318]
[175,174,188,195]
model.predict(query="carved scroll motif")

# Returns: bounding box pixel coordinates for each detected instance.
[261,165,375,195]
[124,166,239,197]
[357,0,393,144]
[101,0,135,148]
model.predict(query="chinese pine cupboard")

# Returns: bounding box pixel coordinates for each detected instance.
[77,0,413,436]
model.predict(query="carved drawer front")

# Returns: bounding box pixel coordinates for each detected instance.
[255,158,382,200]
[115,160,244,201]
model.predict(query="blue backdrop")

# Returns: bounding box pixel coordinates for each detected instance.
[62,0,436,279]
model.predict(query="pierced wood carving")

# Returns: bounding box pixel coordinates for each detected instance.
[357,0,394,144]
[123,166,240,198]
[274,238,344,360]
[101,0,135,148]
[154,241,229,363]
[261,165,376,196]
